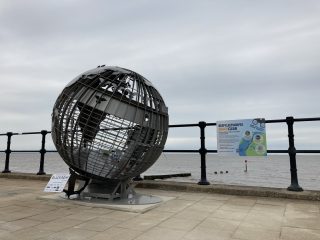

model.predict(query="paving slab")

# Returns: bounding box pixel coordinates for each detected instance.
[40,193,175,213]
[0,177,320,240]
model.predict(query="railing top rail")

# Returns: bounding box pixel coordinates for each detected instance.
[1,117,320,135]
[3,149,319,153]
[0,133,19,136]
[169,117,320,128]
[169,123,199,128]
[22,131,43,135]
[294,117,320,122]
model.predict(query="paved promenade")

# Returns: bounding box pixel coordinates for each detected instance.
[0,178,320,240]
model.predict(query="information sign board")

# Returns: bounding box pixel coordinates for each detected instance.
[217,118,267,156]
[44,173,70,192]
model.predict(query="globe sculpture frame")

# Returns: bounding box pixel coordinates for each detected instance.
[51,66,169,201]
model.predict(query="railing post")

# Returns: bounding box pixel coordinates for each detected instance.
[37,130,47,175]
[198,121,210,185]
[286,117,303,191]
[2,132,13,173]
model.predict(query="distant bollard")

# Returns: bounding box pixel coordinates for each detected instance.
[2,132,13,173]
[133,174,143,181]
[244,160,248,173]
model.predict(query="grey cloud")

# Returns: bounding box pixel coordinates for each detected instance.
[0,0,320,150]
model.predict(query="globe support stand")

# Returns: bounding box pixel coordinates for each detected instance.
[63,168,90,198]
[82,179,135,201]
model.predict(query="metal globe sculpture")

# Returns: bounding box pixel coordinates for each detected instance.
[51,66,169,199]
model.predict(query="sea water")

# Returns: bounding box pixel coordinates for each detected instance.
[0,153,319,191]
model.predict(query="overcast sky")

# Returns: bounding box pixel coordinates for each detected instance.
[0,0,320,151]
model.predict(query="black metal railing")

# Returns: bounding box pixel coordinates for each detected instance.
[1,116,320,192]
